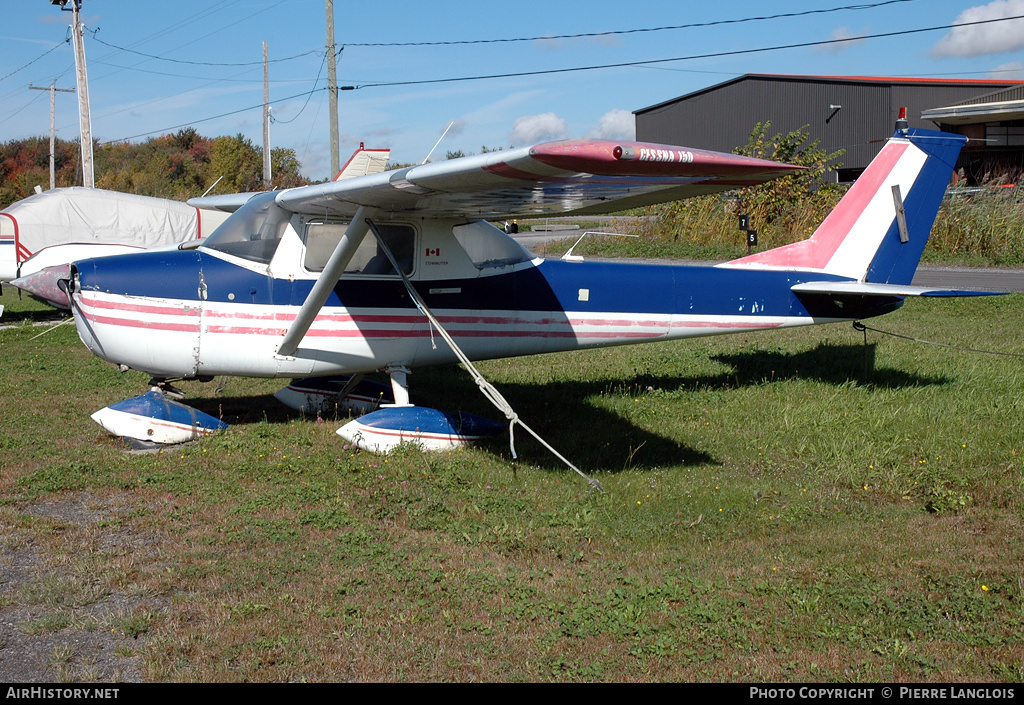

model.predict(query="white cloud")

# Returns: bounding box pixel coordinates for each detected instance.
[931,0,1024,57]
[988,61,1024,78]
[587,109,636,140]
[444,119,466,138]
[814,26,869,54]
[510,112,566,145]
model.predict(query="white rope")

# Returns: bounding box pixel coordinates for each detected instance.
[28,316,75,340]
[366,220,603,491]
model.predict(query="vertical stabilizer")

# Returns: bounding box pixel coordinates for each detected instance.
[720,128,966,285]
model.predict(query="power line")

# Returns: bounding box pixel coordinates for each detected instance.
[350,13,1024,90]
[271,52,329,125]
[90,60,308,84]
[109,87,326,142]
[342,0,922,47]
[38,0,916,84]
[81,66,260,130]
[88,33,324,67]
[109,0,244,53]
[100,8,1024,145]
[0,90,47,127]
[0,43,65,85]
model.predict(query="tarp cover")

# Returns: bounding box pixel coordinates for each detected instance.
[2,187,207,258]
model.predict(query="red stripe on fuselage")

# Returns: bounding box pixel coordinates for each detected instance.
[83,312,201,333]
[80,294,200,317]
[78,293,788,342]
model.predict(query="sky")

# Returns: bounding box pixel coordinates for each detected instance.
[2,0,1024,183]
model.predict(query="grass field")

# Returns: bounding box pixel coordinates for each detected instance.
[0,286,1021,683]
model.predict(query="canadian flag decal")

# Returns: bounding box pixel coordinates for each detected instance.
[426,247,440,256]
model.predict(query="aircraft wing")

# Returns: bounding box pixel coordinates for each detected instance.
[189,192,261,213]
[190,139,802,220]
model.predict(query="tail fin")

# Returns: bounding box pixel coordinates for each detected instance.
[720,128,966,285]
[334,143,391,182]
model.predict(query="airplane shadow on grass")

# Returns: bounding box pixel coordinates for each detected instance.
[710,342,951,390]
[187,343,949,474]
[0,304,66,326]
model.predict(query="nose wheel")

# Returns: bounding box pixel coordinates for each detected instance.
[147,377,187,400]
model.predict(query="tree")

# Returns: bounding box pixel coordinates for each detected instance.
[732,122,845,232]
[1,130,309,207]
[269,147,306,189]
[208,134,263,194]
[0,137,79,207]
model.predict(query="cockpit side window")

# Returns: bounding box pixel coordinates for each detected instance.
[201,192,290,265]
[452,220,533,270]
[303,221,415,276]
[303,222,349,272]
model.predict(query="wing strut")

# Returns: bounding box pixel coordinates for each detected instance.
[365,218,603,491]
[277,205,376,358]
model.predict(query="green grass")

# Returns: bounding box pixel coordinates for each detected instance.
[1,286,1022,682]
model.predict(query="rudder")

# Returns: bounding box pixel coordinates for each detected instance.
[864,129,965,285]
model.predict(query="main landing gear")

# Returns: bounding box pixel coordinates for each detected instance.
[91,367,502,454]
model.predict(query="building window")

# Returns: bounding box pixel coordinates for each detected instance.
[984,121,1024,147]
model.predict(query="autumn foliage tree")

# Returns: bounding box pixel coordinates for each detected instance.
[0,136,79,207]
[1,128,309,209]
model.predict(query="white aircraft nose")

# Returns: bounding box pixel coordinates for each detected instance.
[70,292,107,360]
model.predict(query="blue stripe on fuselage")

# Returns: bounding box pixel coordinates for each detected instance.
[75,248,874,320]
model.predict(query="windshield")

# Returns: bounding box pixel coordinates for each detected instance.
[201,192,290,264]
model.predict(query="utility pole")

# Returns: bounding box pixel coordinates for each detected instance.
[51,0,94,188]
[29,81,75,190]
[263,41,272,189]
[326,0,340,177]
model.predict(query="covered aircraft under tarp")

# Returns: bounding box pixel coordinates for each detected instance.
[0,187,230,285]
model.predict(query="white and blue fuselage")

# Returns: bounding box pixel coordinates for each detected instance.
[68,128,970,383]
[69,217,880,380]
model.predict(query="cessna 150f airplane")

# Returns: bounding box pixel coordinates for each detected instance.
[27,119,994,455]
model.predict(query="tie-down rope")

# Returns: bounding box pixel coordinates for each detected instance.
[366,219,603,491]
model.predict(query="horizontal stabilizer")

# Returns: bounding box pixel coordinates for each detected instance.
[791,280,1003,298]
